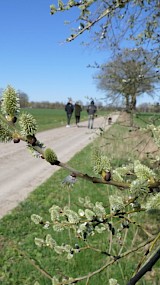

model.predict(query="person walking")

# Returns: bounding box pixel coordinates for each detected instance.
[65,99,74,127]
[74,101,82,127]
[87,100,97,129]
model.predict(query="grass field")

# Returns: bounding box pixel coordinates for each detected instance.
[0,110,160,285]
[134,112,160,127]
[21,108,108,132]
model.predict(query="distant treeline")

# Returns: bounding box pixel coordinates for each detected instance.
[28,101,109,110]
[28,101,160,113]
[1,93,159,113]
[29,101,65,109]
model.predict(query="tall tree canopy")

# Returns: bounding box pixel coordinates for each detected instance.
[93,48,159,110]
[50,0,160,63]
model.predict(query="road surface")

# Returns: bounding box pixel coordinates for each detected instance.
[0,114,119,218]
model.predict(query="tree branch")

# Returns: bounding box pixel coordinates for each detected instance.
[127,248,160,285]
[55,237,155,285]
[65,0,130,42]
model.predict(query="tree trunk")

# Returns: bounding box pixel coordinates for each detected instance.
[130,94,137,111]
[125,95,130,112]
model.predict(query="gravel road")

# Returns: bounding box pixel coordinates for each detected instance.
[0,114,119,218]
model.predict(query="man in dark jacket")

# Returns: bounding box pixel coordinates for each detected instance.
[87,100,97,129]
[65,99,74,127]
[74,101,82,127]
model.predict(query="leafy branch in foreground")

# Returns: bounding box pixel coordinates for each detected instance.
[1,86,160,285]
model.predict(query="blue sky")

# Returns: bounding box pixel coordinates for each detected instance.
[0,0,109,105]
[0,0,159,105]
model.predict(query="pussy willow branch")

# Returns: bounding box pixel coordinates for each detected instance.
[0,114,17,132]
[30,144,131,189]
[56,236,155,285]
[128,233,160,284]
[44,206,145,231]
[29,236,159,285]
[69,243,118,259]
[127,248,160,285]
[55,159,160,190]
[61,0,130,42]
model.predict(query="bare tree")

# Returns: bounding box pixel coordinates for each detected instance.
[93,48,159,111]
[17,90,29,108]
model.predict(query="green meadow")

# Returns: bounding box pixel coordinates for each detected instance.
[21,108,108,132]
[0,110,159,285]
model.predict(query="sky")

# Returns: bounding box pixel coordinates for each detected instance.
[0,0,159,105]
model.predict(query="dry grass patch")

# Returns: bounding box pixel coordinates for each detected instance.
[100,111,160,162]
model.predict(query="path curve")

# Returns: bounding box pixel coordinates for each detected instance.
[0,114,119,218]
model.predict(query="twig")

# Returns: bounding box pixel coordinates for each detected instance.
[57,237,155,285]
[118,227,129,256]
[131,233,160,280]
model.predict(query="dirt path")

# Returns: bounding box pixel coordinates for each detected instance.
[0,114,119,218]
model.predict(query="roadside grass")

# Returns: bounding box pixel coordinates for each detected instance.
[134,112,160,127]
[0,112,160,285]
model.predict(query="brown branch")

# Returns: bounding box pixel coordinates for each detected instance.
[54,160,160,190]
[126,248,160,285]
[55,160,130,189]
[56,237,155,285]
[65,0,130,42]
